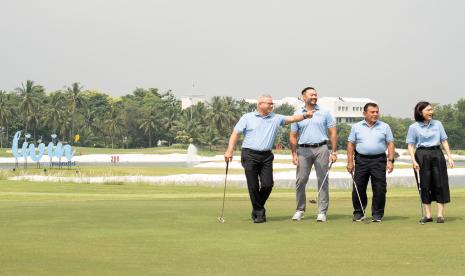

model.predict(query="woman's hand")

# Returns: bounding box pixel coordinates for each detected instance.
[448,158,455,168]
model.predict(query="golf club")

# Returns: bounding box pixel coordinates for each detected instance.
[217,160,229,223]
[350,172,370,224]
[413,169,425,225]
[309,161,334,204]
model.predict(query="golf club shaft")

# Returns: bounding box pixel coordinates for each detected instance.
[350,172,367,219]
[413,169,424,218]
[219,161,229,218]
[312,161,334,202]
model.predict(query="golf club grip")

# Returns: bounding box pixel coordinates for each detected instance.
[413,169,420,187]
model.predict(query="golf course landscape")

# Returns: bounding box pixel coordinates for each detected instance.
[1,180,464,275]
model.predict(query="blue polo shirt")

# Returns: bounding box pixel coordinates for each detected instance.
[234,111,287,151]
[348,120,394,155]
[405,120,448,147]
[290,105,336,144]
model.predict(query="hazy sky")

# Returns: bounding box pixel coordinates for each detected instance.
[1,0,464,117]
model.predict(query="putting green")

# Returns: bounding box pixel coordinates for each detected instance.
[0,181,464,275]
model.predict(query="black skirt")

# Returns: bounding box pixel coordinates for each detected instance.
[415,147,450,204]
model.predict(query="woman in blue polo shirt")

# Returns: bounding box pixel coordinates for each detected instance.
[406,101,455,224]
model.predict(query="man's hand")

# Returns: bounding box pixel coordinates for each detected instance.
[386,161,394,173]
[329,152,337,163]
[224,151,233,163]
[305,109,314,119]
[292,153,299,166]
[346,161,354,173]
[412,161,420,171]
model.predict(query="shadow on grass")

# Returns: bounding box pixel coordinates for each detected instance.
[443,216,464,222]
[327,214,354,221]
[380,215,409,221]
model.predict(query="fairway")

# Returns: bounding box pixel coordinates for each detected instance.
[1,181,464,275]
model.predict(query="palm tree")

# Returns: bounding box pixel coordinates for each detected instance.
[104,103,125,148]
[16,80,43,133]
[139,112,158,148]
[66,82,84,143]
[209,96,229,132]
[45,92,67,135]
[0,91,13,148]
[160,107,178,144]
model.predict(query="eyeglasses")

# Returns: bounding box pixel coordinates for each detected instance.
[260,102,274,105]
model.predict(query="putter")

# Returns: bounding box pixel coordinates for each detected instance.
[309,161,334,204]
[413,169,425,225]
[217,160,229,223]
[350,172,370,224]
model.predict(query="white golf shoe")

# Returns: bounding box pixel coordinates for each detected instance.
[316,213,327,222]
[292,210,304,221]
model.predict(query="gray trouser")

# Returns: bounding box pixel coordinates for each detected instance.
[295,145,330,213]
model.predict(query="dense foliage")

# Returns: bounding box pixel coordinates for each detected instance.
[0,80,464,150]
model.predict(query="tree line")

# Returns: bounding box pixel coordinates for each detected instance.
[0,80,464,150]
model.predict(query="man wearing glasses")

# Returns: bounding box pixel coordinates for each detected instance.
[224,94,313,223]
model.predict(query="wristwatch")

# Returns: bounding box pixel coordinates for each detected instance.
[331,152,337,156]
[303,113,308,119]
[388,159,395,163]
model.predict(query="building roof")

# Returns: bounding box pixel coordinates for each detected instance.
[321,97,376,103]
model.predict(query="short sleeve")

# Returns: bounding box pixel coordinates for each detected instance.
[437,121,448,141]
[233,115,247,133]
[290,122,299,132]
[278,114,287,126]
[326,112,336,128]
[405,125,417,145]
[385,125,394,143]
[348,125,356,142]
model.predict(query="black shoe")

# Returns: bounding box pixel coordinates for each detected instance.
[353,213,364,222]
[253,210,266,223]
[371,214,383,222]
[419,217,433,224]
[436,217,445,223]
[251,211,257,220]
[254,215,266,223]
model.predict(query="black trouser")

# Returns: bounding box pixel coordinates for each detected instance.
[353,153,387,218]
[415,147,450,204]
[241,148,274,213]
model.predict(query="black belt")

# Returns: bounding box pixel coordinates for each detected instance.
[299,141,327,148]
[242,148,272,154]
[355,151,386,159]
[417,146,441,150]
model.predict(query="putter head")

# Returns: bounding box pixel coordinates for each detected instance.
[309,199,317,204]
[217,216,225,223]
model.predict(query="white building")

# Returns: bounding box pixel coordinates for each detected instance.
[245,96,375,124]
[180,95,207,110]
[317,97,375,124]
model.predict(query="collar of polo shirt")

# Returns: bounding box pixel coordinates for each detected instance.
[254,110,273,118]
[302,104,320,112]
[419,120,433,127]
[362,120,380,127]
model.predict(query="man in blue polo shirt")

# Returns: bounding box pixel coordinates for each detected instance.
[346,102,395,222]
[224,94,314,223]
[290,87,337,222]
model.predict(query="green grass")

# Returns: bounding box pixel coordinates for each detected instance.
[0,166,296,178]
[2,163,437,179]
[1,181,464,275]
